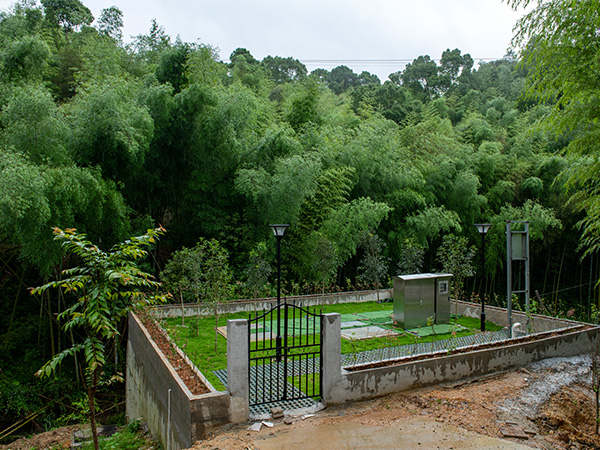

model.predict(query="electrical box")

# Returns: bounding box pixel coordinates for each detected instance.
[392,273,453,329]
[511,232,528,260]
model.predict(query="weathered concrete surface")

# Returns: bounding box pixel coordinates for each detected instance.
[326,320,600,404]
[155,289,393,319]
[226,319,249,422]
[321,313,341,405]
[251,417,536,450]
[126,312,232,450]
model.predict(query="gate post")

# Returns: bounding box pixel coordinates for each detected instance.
[321,313,341,405]
[226,319,249,422]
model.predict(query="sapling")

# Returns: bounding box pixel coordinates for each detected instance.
[427,315,437,335]
[31,227,168,450]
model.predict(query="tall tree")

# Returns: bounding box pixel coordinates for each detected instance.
[66,78,154,187]
[41,0,93,32]
[161,245,204,325]
[320,197,391,272]
[398,55,439,99]
[262,55,307,83]
[97,6,123,42]
[193,238,235,350]
[1,84,69,165]
[439,48,474,93]
[328,65,358,94]
[285,78,321,131]
[0,36,50,83]
[132,18,171,65]
[436,234,476,301]
[155,41,191,93]
[507,0,600,255]
[358,230,389,301]
[242,242,273,299]
[397,238,425,275]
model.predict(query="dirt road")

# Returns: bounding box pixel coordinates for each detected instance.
[245,416,537,450]
[192,355,599,450]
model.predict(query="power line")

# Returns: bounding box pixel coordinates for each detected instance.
[223,57,507,66]
[299,57,503,64]
[539,282,592,298]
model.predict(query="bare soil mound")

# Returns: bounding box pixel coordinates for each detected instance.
[0,425,77,450]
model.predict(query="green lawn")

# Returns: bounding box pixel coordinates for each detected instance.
[160,301,501,391]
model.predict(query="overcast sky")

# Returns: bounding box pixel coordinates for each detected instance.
[0,0,528,82]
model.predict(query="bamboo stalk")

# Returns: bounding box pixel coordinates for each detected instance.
[0,408,45,441]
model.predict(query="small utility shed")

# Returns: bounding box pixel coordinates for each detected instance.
[392,273,453,329]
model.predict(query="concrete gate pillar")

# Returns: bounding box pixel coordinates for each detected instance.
[226,319,249,422]
[321,313,342,405]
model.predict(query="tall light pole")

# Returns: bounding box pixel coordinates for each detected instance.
[474,223,492,332]
[270,224,288,362]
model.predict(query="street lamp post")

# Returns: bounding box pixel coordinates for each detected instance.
[270,224,289,362]
[474,223,492,332]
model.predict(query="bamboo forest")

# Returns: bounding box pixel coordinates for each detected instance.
[1,0,599,439]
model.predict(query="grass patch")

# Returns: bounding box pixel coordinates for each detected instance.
[161,301,502,392]
[288,373,320,399]
[161,311,248,391]
[79,421,156,450]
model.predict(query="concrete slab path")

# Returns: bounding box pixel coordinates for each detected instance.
[251,416,537,450]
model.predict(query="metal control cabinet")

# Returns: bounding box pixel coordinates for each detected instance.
[392,273,453,329]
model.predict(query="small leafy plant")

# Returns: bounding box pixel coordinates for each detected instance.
[31,227,169,450]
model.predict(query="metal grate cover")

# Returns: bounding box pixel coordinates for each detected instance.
[213,368,319,417]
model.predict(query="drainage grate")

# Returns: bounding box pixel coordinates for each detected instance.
[249,397,318,417]
[214,328,543,406]
[214,330,516,388]
[213,368,319,417]
[341,329,518,367]
[213,368,228,386]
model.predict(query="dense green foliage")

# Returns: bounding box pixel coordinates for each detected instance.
[508,0,600,256]
[31,227,168,449]
[0,0,598,436]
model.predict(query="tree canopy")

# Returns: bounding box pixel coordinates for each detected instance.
[0,0,598,432]
[508,0,600,256]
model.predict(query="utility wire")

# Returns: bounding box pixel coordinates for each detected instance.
[539,282,592,298]
[300,57,503,64]
[223,57,507,67]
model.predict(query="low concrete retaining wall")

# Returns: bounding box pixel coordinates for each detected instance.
[322,313,600,405]
[457,301,577,333]
[128,292,599,448]
[154,289,392,319]
[126,312,233,450]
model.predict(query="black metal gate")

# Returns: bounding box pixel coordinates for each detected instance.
[248,301,322,407]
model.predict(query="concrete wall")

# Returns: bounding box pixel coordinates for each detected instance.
[126,312,233,450]
[128,292,598,447]
[226,319,249,422]
[457,301,578,333]
[322,314,600,405]
[154,289,392,319]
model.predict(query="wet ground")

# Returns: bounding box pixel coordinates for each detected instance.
[192,355,599,450]
[249,416,537,450]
